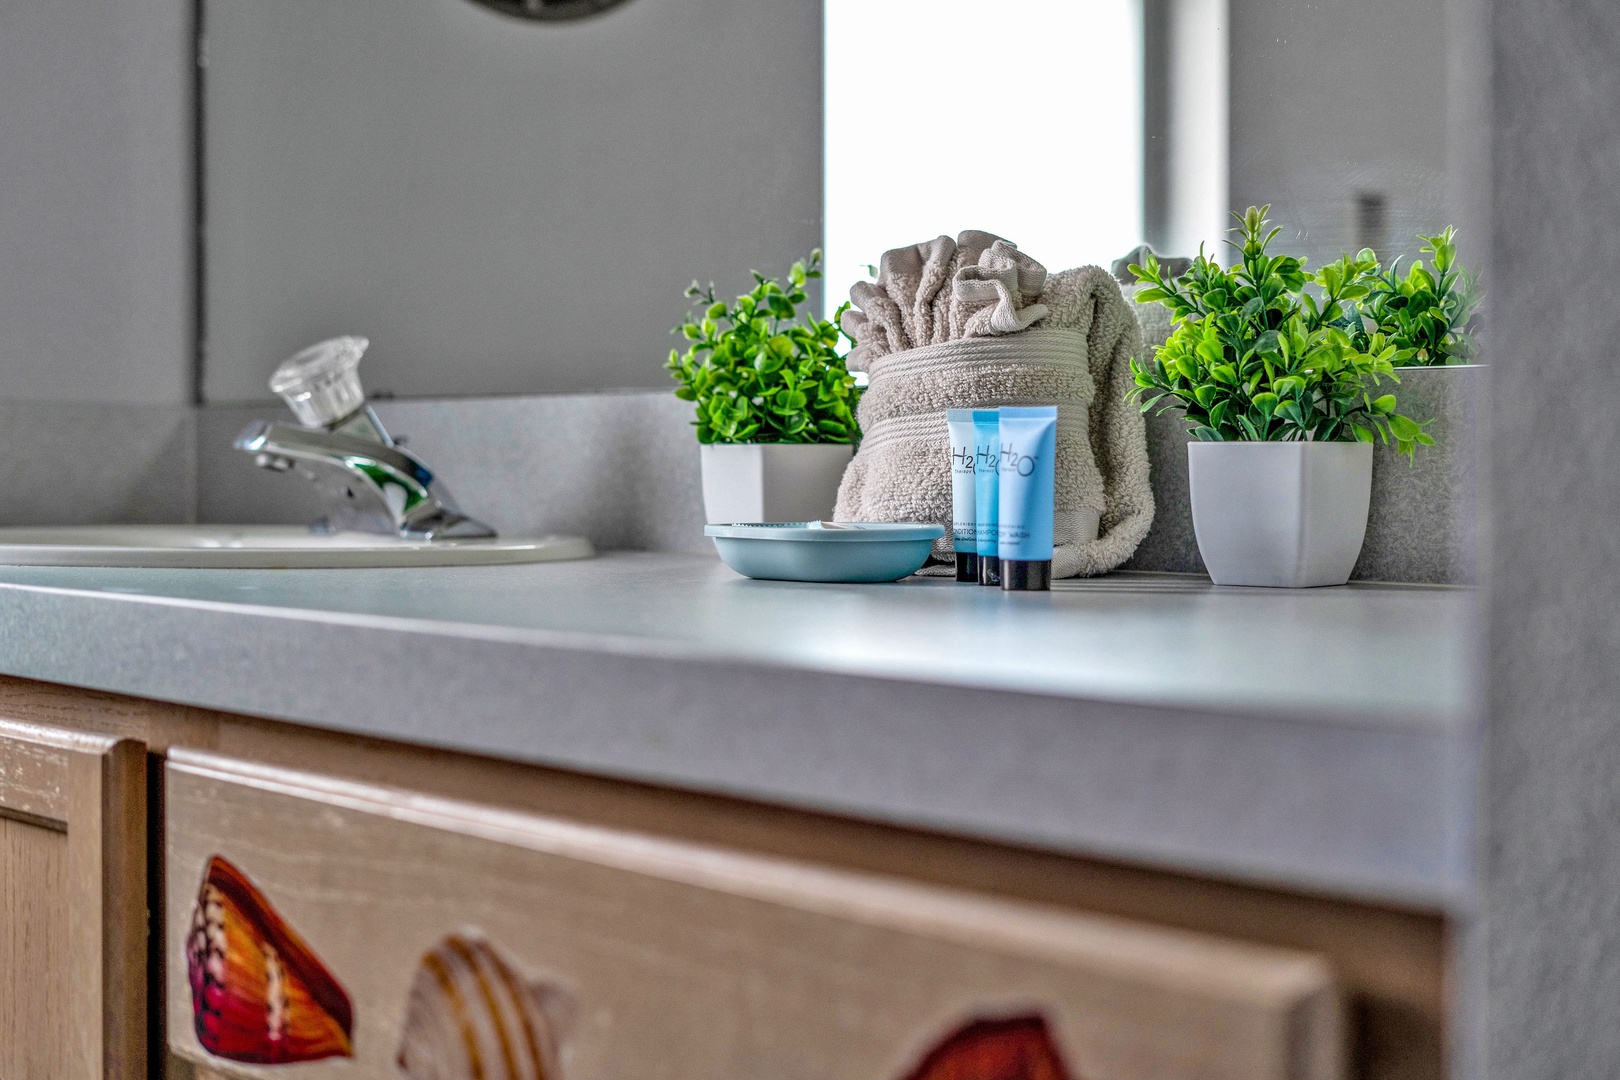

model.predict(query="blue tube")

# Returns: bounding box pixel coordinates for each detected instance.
[945,409,979,582]
[972,409,1001,586]
[997,406,1057,591]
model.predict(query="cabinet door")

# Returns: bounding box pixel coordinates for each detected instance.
[166,750,1343,1080]
[0,718,147,1080]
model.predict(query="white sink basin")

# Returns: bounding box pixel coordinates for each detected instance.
[0,525,594,569]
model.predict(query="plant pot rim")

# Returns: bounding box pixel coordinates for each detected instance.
[1186,440,1374,450]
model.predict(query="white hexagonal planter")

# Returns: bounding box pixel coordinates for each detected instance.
[1188,441,1373,587]
[700,443,854,524]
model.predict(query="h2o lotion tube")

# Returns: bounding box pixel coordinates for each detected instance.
[945,410,979,582]
[972,409,1002,586]
[997,406,1057,591]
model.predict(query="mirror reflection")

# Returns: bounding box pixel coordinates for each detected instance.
[198,0,1473,401]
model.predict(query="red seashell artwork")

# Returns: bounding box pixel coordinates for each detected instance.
[184,855,355,1064]
[898,1014,1077,1080]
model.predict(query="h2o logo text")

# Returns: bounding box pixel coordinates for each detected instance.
[1000,442,1038,477]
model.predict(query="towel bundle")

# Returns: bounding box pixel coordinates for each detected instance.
[842,232,1050,369]
[834,232,1154,578]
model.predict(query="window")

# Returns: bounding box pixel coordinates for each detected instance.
[823,0,1144,317]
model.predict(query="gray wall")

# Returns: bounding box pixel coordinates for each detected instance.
[1229,0,1453,267]
[200,0,824,404]
[1484,1,1620,1076]
[1125,365,1481,585]
[0,0,193,404]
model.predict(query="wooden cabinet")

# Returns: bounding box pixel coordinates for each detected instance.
[0,675,1449,1080]
[165,749,1344,1080]
[0,718,147,1080]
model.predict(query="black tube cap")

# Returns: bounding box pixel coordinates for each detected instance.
[1001,559,1052,591]
[978,555,1002,587]
[955,552,980,582]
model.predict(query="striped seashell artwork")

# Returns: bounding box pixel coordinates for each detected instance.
[898,1014,1077,1080]
[184,855,355,1064]
[396,930,578,1080]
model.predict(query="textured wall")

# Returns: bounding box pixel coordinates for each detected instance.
[1484,1,1620,1076]
[0,0,193,404]
[1123,284,1481,584]
[200,0,823,403]
[195,381,1474,580]
[0,403,194,525]
[1124,367,1481,585]
[198,392,708,553]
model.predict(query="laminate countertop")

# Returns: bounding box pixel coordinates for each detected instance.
[0,551,1479,910]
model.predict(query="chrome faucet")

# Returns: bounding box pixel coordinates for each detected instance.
[235,337,496,540]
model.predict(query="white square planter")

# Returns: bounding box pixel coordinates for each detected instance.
[1188,441,1373,587]
[700,443,855,524]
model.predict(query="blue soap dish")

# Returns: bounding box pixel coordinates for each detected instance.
[704,521,946,583]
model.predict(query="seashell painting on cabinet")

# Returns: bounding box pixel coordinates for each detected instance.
[167,754,1344,1080]
[395,930,577,1080]
[897,1014,1077,1080]
[185,854,355,1064]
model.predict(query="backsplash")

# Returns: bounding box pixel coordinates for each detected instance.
[1125,365,1483,585]
[197,392,710,554]
[0,401,194,526]
[0,375,1479,584]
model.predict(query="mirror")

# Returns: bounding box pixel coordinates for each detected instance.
[200,0,1481,403]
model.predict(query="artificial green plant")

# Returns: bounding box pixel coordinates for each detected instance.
[1129,206,1434,459]
[666,250,860,444]
[1349,226,1480,366]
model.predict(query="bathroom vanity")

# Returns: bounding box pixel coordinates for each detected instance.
[0,554,1473,1080]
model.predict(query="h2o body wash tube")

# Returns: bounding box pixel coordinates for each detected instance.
[945,409,979,582]
[997,406,1058,591]
[972,409,1002,586]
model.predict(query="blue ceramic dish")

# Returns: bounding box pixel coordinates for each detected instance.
[704,522,945,583]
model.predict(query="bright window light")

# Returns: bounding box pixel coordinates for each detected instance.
[824,0,1144,318]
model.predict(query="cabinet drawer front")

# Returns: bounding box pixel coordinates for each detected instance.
[1,719,146,1080]
[166,751,1342,1080]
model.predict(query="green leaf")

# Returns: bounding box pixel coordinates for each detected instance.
[1124,213,1444,456]
[668,250,862,444]
[1388,413,1424,440]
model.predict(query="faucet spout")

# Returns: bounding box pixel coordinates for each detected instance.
[235,413,496,540]
[238,336,495,540]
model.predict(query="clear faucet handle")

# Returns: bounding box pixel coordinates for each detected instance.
[269,336,369,428]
